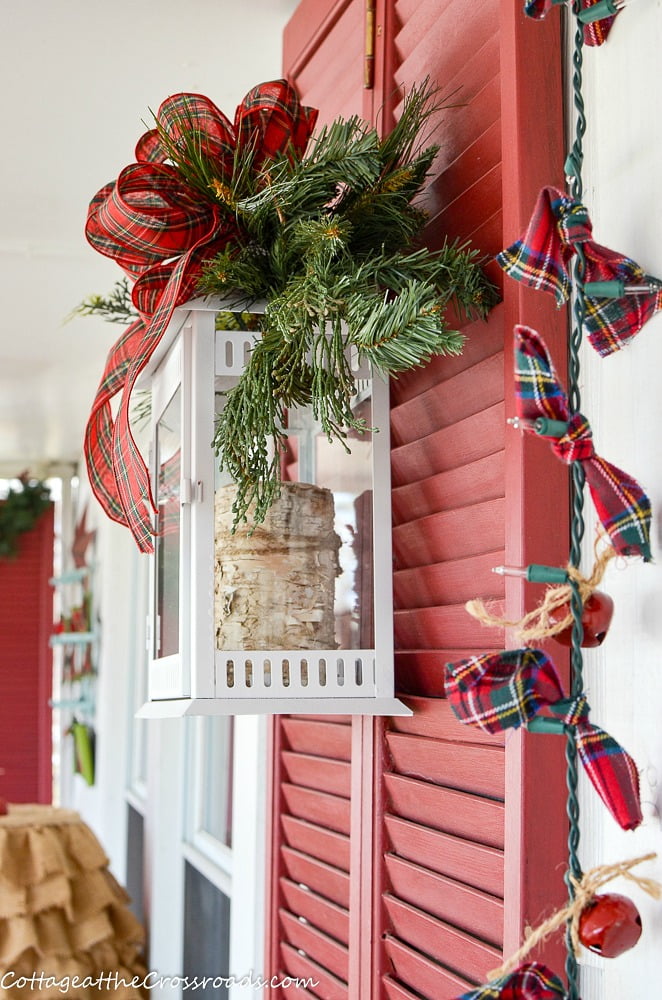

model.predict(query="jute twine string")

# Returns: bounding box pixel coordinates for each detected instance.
[466,541,617,643]
[487,852,661,981]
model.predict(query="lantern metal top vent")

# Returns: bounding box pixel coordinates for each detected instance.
[137,296,410,717]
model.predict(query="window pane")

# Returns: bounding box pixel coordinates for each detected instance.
[183,862,230,996]
[155,388,181,657]
[201,716,233,848]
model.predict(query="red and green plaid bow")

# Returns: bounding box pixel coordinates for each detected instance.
[85,81,318,552]
[497,186,662,357]
[524,0,618,46]
[445,647,642,830]
[515,325,652,561]
[456,962,567,999]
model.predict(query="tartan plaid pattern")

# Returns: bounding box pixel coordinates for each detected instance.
[445,647,642,831]
[444,648,564,734]
[565,699,643,832]
[581,244,662,357]
[523,0,617,46]
[84,82,318,551]
[496,187,590,306]
[515,326,652,561]
[455,962,567,999]
[498,186,662,356]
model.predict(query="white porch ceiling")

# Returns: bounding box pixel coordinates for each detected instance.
[0,0,296,479]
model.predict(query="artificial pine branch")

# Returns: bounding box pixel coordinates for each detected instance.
[66,278,137,325]
[205,80,498,527]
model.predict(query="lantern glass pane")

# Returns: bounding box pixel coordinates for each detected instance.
[213,369,375,656]
[155,387,182,658]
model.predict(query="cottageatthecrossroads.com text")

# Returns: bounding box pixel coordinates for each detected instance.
[0,971,319,992]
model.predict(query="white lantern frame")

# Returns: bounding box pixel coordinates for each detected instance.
[138,297,410,717]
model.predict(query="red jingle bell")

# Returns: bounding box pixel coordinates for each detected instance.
[553,590,614,648]
[578,892,642,958]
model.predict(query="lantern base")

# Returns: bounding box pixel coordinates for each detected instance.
[136,696,412,718]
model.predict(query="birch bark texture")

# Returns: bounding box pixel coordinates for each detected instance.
[214,482,341,652]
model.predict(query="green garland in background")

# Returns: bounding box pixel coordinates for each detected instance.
[0,476,51,558]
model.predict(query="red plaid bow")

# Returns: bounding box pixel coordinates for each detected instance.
[524,0,619,47]
[445,647,642,830]
[85,82,318,551]
[456,962,567,999]
[497,186,662,357]
[515,325,652,561]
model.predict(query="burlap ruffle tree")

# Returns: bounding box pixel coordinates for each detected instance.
[0,806,146,998]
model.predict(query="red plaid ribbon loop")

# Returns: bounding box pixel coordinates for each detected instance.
[515,325,652,561]
[455,961,567,999]
[445,647,642,830]
[84,82,318,551]
[498,186,662,356]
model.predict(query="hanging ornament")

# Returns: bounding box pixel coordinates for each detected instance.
[496,186,662,356]
[444,647,642,829]
[552,589,614,647]
[465,538,617,646]
[483,854,660,987]
[578,892,642,958]
[513,325,652,561]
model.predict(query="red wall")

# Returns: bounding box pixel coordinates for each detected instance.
[0,505,54,804]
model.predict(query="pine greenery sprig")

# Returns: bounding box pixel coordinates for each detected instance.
[0,476,51,558]
[66,278,137,325]
[200,80,498,527]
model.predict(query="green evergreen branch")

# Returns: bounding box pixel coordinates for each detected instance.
[66,278,137,325]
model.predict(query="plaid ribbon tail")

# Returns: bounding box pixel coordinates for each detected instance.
[575,720,643,831]
[445,649,565,734]
[455,962,567,999]
[582,239,662,356]
[515,328,653,562]
[583,455,652,561]
[112,241,220,553]
[84,319,146,527]
[514,325,570,423]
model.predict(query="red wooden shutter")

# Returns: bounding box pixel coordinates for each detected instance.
[269,0,571,995]
[267,715,353,996]
[0,505,54,804]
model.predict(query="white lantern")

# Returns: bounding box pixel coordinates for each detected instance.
[138,297,410,717]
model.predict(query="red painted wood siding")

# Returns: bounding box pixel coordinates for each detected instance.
[0,505,54,804]
[270,0,571,995]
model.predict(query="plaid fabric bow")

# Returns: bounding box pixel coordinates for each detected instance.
[85,81,318,552]
[497,186,662,357]
[455,962,567,999]
[445,647,642,830]
[515,325,652,561]
[524,0,618,47]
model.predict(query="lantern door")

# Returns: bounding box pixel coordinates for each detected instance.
[142,299,409,717]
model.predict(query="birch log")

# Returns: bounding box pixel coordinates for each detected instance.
[215,482,341,651]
